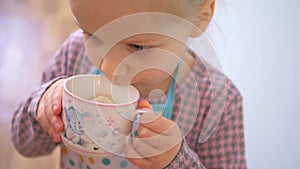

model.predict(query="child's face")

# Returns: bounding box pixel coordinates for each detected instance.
[70,0,195,97]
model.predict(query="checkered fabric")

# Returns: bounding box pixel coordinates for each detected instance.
[11,30,247,168]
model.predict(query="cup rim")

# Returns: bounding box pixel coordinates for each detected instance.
[64,74,140,107]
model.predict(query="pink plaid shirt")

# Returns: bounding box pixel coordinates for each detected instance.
[11,30,247,169]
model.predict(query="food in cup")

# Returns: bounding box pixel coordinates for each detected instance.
[91,94,113,104]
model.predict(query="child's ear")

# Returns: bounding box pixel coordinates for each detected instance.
[190,0,215,37]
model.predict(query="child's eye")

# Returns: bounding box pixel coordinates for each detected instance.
[129,44,149,51]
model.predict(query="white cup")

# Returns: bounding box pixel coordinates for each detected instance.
[61,74,141,156]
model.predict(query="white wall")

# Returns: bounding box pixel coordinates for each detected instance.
[213,0,300,168]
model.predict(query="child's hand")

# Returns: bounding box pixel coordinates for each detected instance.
[37,79,65,142]
[126,113,182,169]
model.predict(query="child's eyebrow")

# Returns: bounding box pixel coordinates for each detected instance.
[72,19,167,44]
[124,34,168,45]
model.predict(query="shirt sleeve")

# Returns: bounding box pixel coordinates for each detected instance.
[196,81,247,169]
[11,30,84,157]
[166,76,247,168]
[165,138,206,169]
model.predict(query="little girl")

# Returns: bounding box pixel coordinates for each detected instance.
[11,0,247,168]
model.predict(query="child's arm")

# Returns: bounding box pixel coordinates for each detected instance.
[167,82,247,168]
[11,78,64,157]
[11,30,85,157]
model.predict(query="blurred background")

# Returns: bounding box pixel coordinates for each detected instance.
[217,0,300,169]
[0,0,76,168]
[0,0,299,169]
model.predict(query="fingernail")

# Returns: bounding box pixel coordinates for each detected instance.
[53,105,58,111]
[54,122,61,132]
[52,132,61,142]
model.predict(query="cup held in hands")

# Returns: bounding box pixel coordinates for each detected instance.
[61,74,140,156]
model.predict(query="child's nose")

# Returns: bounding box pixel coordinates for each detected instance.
[100,59,129,78]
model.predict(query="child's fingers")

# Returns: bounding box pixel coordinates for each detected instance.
[37,103,57,141]
[45,99,63,141]
[39,104,61,142]
[51,81,64,115]
[52,98,62,116]
[48,127,61,142]
[139,113,175,135]
[125,142,143,159]
[37,79,64,142]
[137,100,152,109]
[37,105,52,132]
[49,81,64,132]
[137,123,159,138]
[44,97,62,130]
[126,136,181,169]
[137,125,181,152]
[125,143,153,168]
[131,136,163,158]
[50,115,64,133]
[44,107,63,142]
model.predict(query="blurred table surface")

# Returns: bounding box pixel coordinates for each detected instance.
[0,0,77,168]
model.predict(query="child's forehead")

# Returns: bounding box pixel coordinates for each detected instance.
[70,0,180,12]
[83,14,193,47]
[69,0,189,30]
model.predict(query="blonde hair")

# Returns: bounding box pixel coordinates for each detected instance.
[174,0,205,20]
[131,0,205,21]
